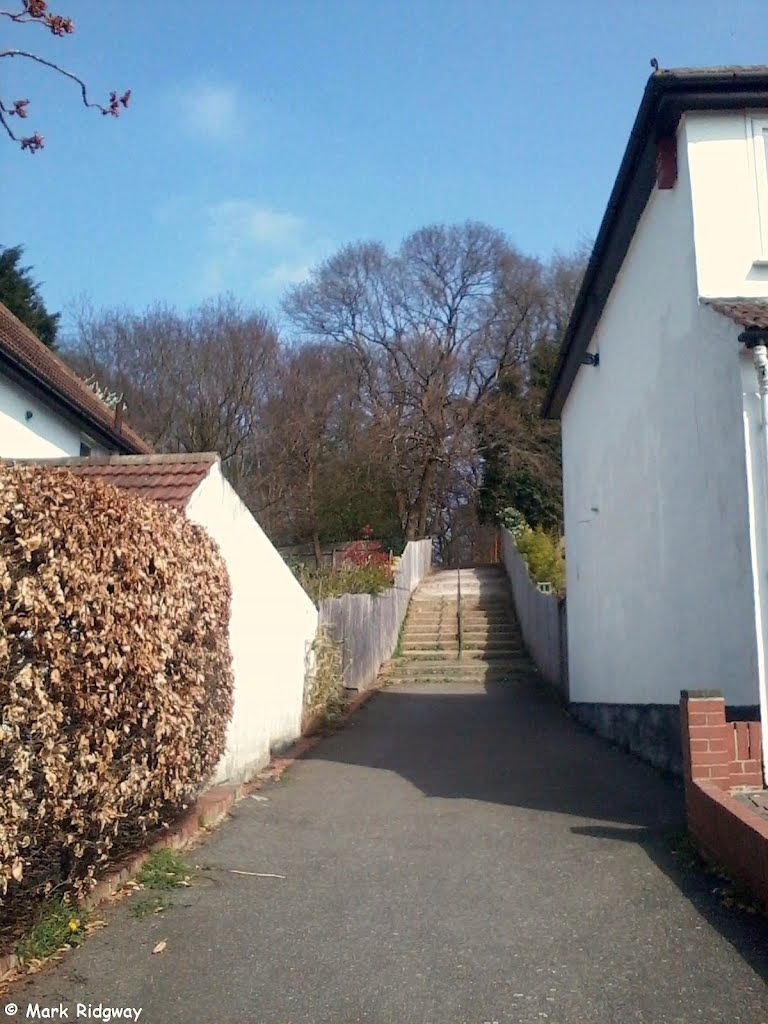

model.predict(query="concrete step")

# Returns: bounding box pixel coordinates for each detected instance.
[401,645,459,653]
[403,626,456,634]
[405,626,460,634]
[402,639,459,648]
[397,650,462,660]
[459,649,523,660]
[396,650,524,662]
[460,601,513,610]
[461,621,516,630]
[460,638,528,647]
[393,653,532,671]
[404,619,458,628]
[390,664,527,682]
[461,612,515,620]
[462,610,518,618]
[456,630,524,638]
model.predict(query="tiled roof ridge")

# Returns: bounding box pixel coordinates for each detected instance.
[707,300,768,329]
[12,452,220,469]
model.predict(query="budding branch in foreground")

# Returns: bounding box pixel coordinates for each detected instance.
[0,1,129,152]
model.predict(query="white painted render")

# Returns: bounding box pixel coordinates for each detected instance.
[686,110,768,298]
[185,462,319,784]
[561,130,759,707]
[0,375,90,458]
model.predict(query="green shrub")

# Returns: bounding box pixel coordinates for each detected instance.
[497,506,529,539]
[291,562,395,603]
[516,526,565,593]
[0,466,233,946]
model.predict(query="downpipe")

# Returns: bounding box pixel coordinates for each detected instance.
[742,332,768,784]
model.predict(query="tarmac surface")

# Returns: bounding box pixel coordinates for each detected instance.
[9,675,768,1024]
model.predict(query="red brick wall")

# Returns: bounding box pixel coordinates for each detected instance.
[680,691,762,791]
[680,690,768,908]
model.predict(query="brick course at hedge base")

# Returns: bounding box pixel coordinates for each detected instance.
[680,690,768,908]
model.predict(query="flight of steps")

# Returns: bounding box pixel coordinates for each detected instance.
[389,567,528,685]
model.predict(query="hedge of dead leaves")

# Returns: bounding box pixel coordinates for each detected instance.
[0,466,233,937]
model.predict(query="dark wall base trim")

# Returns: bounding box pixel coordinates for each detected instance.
[569,702,759,777]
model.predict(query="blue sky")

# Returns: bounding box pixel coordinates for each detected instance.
[1,0,765,330]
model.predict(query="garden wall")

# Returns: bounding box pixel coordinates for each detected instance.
[186,462,320,784]
[680,690,767,908]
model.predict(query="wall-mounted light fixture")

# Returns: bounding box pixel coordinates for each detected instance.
[581,352,600,367]
[25,410,33,420]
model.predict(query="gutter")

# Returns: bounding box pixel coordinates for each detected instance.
[0,349,149,455]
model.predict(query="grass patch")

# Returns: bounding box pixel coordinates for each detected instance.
[136,848,192,890]
[15,898,89,961]
[129,895,170,919]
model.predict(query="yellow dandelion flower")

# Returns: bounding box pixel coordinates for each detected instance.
[68,918,80,932]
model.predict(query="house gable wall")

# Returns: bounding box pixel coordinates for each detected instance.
[561,128,758,708]
[0,374,103,458]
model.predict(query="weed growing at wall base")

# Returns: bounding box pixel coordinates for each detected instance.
[15,898,89,962]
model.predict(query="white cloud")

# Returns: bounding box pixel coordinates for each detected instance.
[208,201,304,247]
[176,83,242,143]
[262,259,316,288]
[198,199,332,300]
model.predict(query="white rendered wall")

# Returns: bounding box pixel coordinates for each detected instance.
[686,110,768,299]
[0,375,84,458]
[186,462,319,784]
[561,132,759,707]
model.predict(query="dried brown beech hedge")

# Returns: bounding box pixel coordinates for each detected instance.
[0,466,233,930]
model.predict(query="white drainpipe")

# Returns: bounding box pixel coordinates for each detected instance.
[742,332,768,783]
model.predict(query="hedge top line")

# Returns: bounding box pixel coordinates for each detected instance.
[3,452,221,511]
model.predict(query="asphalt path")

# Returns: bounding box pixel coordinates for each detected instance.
[10,676,768,1024]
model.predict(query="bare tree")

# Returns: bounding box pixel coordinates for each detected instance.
[1,1,129,152]
[66,296,279,496]
[283,222,546,541]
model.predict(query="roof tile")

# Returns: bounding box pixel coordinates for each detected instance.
[0,302,151,454]
[709,301,768,330]
[13,453,219,509]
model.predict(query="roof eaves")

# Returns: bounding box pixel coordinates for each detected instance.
[542,66,768,419]
[0,303,152,455]
[0,349,151,455]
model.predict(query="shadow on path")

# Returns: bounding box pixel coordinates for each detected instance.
[308,676,768,983]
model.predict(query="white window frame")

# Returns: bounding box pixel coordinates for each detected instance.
[749,116,768,262]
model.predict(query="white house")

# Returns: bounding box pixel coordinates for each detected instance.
[33,453,320,784]
[0,302,149,458]
[543,66,768,773]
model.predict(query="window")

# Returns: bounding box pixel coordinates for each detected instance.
[751,118,768,260]
[79,440,92,457]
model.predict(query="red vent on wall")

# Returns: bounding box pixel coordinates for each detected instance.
[656,136,677,189]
